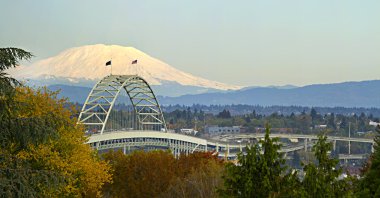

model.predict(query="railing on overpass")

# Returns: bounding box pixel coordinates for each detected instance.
[87,130,375,159]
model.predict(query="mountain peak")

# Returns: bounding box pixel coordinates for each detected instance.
[9,44,241,90]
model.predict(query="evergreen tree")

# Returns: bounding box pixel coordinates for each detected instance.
[310,108,318,123]
[302,132,352,197]
[356,125,380,196]
[220,124,297,197]
[327,113,336,129]
[0,48,32,94]
[252,110,257,119]
[218,109,232,119]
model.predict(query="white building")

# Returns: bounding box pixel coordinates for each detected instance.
[205,126,240,134]
[315,125,327,129]
[369,120,380,127]
[180,128,198,136]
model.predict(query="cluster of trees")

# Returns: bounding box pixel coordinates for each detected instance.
[164,107,378,138]
[0,48,111,197]
[162,104,380,117]
[220,124,380,197]
[102,150,224,197]
[220,125,353,197]
[100,124,380,197]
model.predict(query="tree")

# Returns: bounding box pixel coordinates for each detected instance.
[302,132,352,197]
[0,86,112,197]
[218,109,232,119]
[0,48,32,94]
[356,125,380,196]
[220,124,297,197]
[103,150,177,198]
[103,150,224,198]
[310,108,317,120]
[0,47,34,148]
[310,108,319,126]
[164,151,224,198]
[327,113,336,130]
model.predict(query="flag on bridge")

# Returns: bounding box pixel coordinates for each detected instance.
[132,59,138,64]
[105,60,112,66]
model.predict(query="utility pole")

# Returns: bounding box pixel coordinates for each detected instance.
[348,122,351,155]
[194,117,198,131]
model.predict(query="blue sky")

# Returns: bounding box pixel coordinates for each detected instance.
[1,0,379,86]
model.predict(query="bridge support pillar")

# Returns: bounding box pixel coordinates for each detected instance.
[348,141,351,155]
[304,139,308,152]
[186,142,189,155]
[177,142,179,157]
[123,144,126,154]
[333,140,336,152]
[227,144,230,159]
[173,143,177,158]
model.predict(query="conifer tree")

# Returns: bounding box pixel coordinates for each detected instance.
[220,124,297,197]
[0,47,32,94]
[302,132,352,197]
[356,125,380,196]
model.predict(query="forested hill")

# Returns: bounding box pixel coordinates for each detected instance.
[159,80,380,108]
[49,80,380,109]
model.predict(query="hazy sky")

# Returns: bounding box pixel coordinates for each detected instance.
[1,0,379,86]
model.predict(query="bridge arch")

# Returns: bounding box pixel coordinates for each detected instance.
[78,75,167,134]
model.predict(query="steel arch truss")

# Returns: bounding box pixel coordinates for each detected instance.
[78,75,167,134]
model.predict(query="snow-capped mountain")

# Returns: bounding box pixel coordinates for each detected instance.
[9,44,241,92]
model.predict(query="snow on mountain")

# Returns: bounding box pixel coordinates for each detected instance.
[9,44,241,90]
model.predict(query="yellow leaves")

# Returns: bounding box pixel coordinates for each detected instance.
[103,150,224,197]
[8,86,112,197]
[14,87,64,118]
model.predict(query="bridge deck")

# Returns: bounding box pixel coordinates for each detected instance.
[87,131,374,157]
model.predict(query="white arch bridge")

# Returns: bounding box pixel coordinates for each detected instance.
[78,75,375,159]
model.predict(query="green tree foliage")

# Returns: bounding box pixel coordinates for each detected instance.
[0,48,32,93]
[218,109,232,119]
[356,125,380,197]
[301,132,352,197]
[0,48,111,197]
[103,150,224,198]
[219,127,356,197]
[219,124,297,197]
[0,48,38,150]
[164,104,379,142]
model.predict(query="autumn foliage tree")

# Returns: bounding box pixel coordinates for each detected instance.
[0,87,112,197]
[103,150,176,198]
[164,151,224,198]
[103,150,224,198]
[0,48,111,197]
